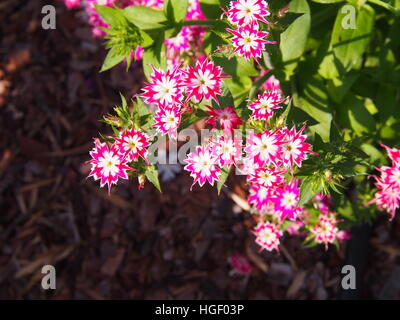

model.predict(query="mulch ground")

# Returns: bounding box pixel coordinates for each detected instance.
[1,0,399,299]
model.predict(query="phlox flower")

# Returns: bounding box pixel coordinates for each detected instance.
[248,90,284,121]
[114,128,151,162]
[205,105,242,136]
[183,59,226,104]
[312,193,332,214]
[244,129,284,166]
[85,1,114,38]
[381,144,400,164]
[153,104,182,140]
[63,0,81,9]
[88,139,132,193]
[253,222,283,252]
[369,185,400,220]
[377,164,400,188]
[310,214,340,250]
[261,72,282,94]
[211,136,243,167]
[139,67,183,106]
[287,219,307,236]
[226,24,275,60]
[184,145,221,189]
[127,0,164,8]
[368,144,400,220]
[186,0,206,20]
[228,253,253,275]
[247,167,285,188]
[272,181,302,221]
[248,183,273,213]
[279,124,317,168]
[237,155,258,176]
[165,27,192,57]
[227,0,271,26]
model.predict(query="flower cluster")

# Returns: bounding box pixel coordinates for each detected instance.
[139,58,228,140]
[183,130,243,189]
[225,0,275,60]
[165,0,207,67]
[369,144,400,220]
[88,129,151,193]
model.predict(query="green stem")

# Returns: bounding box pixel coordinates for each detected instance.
[368,0,400,15]
[182,19,220,26]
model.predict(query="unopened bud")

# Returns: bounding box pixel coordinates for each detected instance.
[325,170,333,182]
[138,174,146,189]
[103,115,122,127]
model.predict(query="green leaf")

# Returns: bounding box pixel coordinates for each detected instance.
[139,30,154,47]
[100,46,126,72]
[217,166,230,195]
[178,109,209,130]
[298,176,324,207]
[330,4,375,72]
[142,33,167,79]
[164,0,188,23]
[123,6,168,30]
[145,165,162,192]
[212,83,234,109]
[280,0,311,77]
[335,93,376,135]
[213,56,258,78]
[326,71,359,103]
[224,77,252,106]
[312,0,344,3]
[94,4,126,27]
[297,76,333,141]
[200,0,223,19]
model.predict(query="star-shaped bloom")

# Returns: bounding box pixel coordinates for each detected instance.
[183,58,227,103]
[88,139,132,193]
[184,145,221,189]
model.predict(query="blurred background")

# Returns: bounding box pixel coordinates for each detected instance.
[1,0,400,299]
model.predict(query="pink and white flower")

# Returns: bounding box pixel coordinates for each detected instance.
[139,67,183,106]
[88,139,132,193]
[186,0,206,20]
[244,129,284,166]
[381,144,400,164]
[184,145,221,189]
[114,128,151,162]
[153,104,182,140]
[312,193,332,214]
[228,253,253,275]
[368,144,400,220]
[261,72,283,95]
[248,90,284,121]
[247,166,285,188]
[248,183,272,213]
[183,59,226,103]
[211,136,243,167]
[287,219,307,236]
[279,125,317,168]
[253,222,283,252]
[226,0,271,26]
[310,214,340,250]
[226,24,275,60]
[205,105,243,135]
[272,181,302,221]
[369,185,400,220]
[165,27,192,57]
[63,0,81,9]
